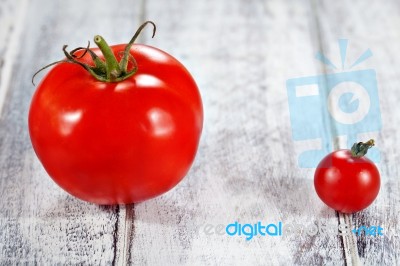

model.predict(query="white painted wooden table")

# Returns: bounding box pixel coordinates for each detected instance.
[1,0,399,265]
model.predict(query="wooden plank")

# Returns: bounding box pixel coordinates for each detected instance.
[129,0,346,265]
[0,0,143,264]
[0,0,29,116]
[313,0,400,265]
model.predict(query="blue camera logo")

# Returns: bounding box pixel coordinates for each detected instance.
[287,39,382,167]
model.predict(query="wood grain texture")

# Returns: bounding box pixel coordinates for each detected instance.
[0,0,29,116]
[0,0,399,265]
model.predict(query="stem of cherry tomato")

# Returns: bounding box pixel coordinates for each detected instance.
[351,139,375,158]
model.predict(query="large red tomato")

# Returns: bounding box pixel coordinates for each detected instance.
[29,22,203,204]
[314,140,380,213]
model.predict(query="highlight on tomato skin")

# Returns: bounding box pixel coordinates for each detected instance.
[313,140,380,213]
[28,21,203,205]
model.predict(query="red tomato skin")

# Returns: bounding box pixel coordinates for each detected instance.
[29,44,203,204]
[314,150,380,213]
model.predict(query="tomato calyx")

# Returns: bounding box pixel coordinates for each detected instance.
[351,139,375,158]
[32,21,156,85]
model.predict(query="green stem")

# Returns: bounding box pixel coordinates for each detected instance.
[94,35,122,81]
[32,21,157,84]
[120,21,156,73]
[351,139,375,158]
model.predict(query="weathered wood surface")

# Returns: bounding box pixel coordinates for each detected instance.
[0,0,399,265]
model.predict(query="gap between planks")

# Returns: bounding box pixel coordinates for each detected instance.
[112,204,135,266]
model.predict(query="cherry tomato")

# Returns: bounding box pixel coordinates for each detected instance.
[314,140,380,213]
[29,22,203,204]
